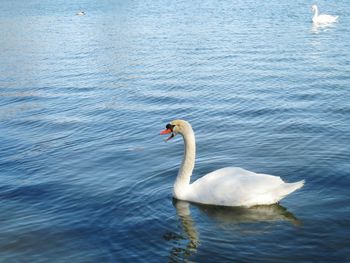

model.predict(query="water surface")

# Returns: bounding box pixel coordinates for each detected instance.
[1,0,350,262]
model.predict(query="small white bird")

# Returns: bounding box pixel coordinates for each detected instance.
[76,11,86,16]
[311,5,338,24]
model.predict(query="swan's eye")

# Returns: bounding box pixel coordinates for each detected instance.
[160,123,176,141]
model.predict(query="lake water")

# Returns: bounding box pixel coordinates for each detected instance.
[1,0,350,262]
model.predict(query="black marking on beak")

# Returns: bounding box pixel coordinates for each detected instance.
[166,123,175,131]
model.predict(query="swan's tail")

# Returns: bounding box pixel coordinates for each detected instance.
[280,180,305,198]
[247,179,305,207]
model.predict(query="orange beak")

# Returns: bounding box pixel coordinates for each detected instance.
[160,128,175,141]
[160,129,172,135]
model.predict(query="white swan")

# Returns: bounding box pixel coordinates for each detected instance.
[311,5,338,24]
[160,120,304,207]
[76,11,86,16]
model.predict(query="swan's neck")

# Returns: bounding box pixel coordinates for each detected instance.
[313,7,319,19]
[173,127,195,199]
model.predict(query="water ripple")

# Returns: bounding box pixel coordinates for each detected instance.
[1,0,350,262]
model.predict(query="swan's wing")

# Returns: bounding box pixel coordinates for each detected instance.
[320,14,337,19]
[315,14,338,23]
[188,167,285,206]
[192,167,284,189]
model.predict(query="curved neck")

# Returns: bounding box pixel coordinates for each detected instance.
[173,126,195,198]
[313,7,318,19]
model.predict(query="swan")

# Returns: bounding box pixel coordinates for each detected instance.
[76,11,86,16]
[160,120,304,207]
[311,5,338,24]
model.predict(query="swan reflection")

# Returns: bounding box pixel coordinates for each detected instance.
[167,200,300,261]
[193,202,300,225]
[311,22,337,34]
[164,200,199,261]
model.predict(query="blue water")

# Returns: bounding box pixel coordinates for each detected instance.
[1,0,350,262]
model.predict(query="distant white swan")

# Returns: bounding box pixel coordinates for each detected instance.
[312,5,338,24]
[160,120,304,207]
[76,11,86,16]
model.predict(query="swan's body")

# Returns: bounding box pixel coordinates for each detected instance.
[312,5,338,24]
[161,120,304,207]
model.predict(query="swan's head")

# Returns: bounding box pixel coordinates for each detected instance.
[160,119,191,141]
[311,5,317,12]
